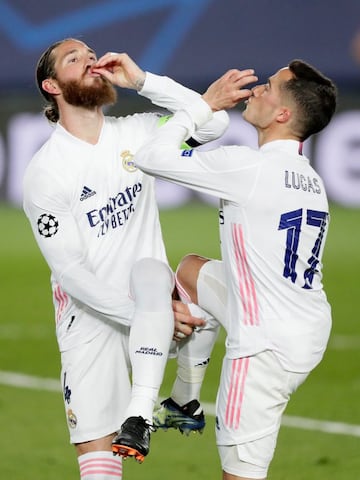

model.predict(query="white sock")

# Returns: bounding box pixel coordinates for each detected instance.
[171,305,220,406]
[127,309,173,420]
[171,259,226,407]
[78,451,122,479]
[126,258,174,422]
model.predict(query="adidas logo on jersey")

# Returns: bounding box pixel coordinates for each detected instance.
[80,186,96,201]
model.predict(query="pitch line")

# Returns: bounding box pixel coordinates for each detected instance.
[0,370,60,391]
[1,328,359,350]
[0,370,359,438]
[201,401,360,438]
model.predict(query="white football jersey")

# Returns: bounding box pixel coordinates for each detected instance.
[23,114,167,349]
[23,74,229,352]
[135,109,332,372]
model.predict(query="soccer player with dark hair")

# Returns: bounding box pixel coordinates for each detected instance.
[135,60,337,479]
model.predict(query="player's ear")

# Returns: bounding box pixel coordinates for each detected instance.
[42,78,60,96]
[277,107,291,124]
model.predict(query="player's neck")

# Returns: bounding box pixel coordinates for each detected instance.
[257,126,298,148]
[59,106,104,145]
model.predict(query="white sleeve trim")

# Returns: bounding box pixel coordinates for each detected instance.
[139,72,228,144]
[139,72,201,112]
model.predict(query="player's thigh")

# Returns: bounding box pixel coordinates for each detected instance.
[75,433,116,456]
[197,259,227,328]
[61,321,131,444]
[219,442,270,479]
[216,351,308,475]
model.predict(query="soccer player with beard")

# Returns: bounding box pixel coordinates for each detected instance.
[22,38,254,480]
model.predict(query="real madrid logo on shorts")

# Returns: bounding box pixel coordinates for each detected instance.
[67,409,77,429]
[121,150,137,172]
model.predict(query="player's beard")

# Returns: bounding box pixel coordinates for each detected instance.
[57,76,117,109]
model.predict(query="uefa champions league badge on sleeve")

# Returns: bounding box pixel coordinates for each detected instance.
[121,150,137,172]
[181,149,193,157]
[37,213,59,238]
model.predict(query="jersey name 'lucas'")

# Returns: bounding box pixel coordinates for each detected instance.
[284,170,322,194]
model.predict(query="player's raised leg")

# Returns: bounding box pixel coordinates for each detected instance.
[112,258,174,461]
[154,255,227,435]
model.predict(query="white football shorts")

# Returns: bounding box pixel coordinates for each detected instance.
[60,318,131,444]
[216,350,308,478]
[196,261,309,477]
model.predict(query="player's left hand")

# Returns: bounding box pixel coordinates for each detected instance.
[202,68,258,111]
[91,52,146,90]
[172,300,205,342]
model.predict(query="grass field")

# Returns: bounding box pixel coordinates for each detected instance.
[0,201,360,479]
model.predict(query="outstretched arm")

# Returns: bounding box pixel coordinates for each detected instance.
[91,51,232,144]
[133,68,259,203]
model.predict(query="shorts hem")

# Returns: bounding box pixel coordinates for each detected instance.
[69,425,122,445]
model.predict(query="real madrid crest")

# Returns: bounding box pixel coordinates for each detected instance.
[67,409,78,429]
[121,150,137,172]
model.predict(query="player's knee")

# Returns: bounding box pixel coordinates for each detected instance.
[176,254,209,303]
[130,258,174,300]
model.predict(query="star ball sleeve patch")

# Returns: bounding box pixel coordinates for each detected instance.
[37,213,59,238]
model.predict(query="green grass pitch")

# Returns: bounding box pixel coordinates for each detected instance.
[0,202,359,479]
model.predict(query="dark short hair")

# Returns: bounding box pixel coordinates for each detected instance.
[283,59,337,141]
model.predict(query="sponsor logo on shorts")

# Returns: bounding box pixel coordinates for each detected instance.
[135,346,163,356]
[63,372,72,404]
[66,315,75,331]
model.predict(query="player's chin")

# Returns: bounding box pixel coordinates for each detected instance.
[242,105,253,121]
